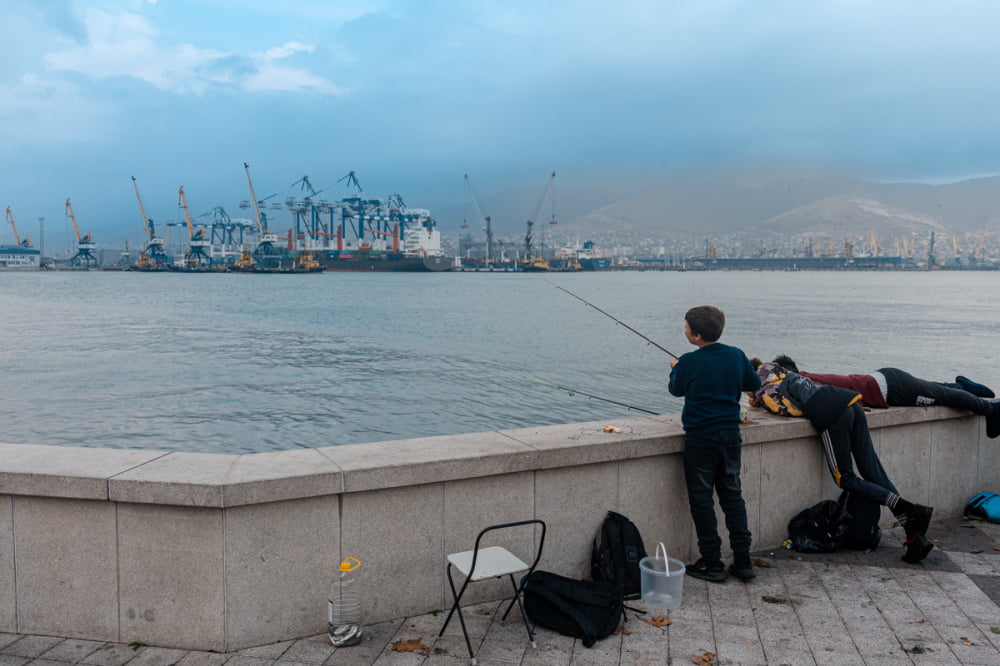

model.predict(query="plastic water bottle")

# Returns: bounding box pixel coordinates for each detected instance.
[328,557,363,646]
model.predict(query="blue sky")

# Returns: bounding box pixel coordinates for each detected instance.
[3,0,1000,251]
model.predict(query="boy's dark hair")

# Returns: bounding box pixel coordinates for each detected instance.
[773,354,799,373]
[685,306,725,342]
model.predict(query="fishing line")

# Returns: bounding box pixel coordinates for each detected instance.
[531,273,679,359]
[527,376,660,415]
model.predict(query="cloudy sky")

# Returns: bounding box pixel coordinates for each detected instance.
[3,0,1000,252]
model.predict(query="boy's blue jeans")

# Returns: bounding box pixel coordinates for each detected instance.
[683,429,752,562]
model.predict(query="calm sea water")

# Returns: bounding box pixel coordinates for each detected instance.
[1,270,997,454]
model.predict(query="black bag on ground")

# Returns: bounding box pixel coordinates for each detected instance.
[787,491,881,553]
[521,570,623,648]
[841,491,882,551]
[591,511,647,599]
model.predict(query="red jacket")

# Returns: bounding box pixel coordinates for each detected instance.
[799,371,889,409]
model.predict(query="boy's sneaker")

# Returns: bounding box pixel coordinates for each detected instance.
[902,534,934,564]
[902,505,933,540]
[956,375,996,398]
[727,553,756,581]
[686,558,727,583]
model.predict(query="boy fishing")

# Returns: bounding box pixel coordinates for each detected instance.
[669,306,761,583]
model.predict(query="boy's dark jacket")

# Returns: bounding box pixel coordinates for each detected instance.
[755,362,862,431]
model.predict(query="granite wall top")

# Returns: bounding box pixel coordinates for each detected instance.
[0,404,975,508]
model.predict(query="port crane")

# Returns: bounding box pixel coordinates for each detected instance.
[524,171,557,266]
[5,206,32,247]
[64,198,97,266]
[130,177,167,269]
[238,162,280,268]
[178,186,212,267]
[463,174,494,266]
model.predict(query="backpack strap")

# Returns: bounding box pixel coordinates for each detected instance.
[605,513,628,599]
[525,578,599,647]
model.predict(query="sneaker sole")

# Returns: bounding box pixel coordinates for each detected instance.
[901,535,934,564]
[686,570,727,583]
[728,566,756,581]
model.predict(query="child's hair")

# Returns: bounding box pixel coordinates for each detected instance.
[685,306,725,342]
[772,354,799,373]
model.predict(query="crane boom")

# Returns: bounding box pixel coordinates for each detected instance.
[528,171,557,226]
[131,176,155,240]
[5,206,20,244]
[244,162,267,234]
[178,186,195,239]
[65,199,82,243]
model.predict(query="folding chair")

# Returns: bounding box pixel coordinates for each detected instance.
[439,519,546,665]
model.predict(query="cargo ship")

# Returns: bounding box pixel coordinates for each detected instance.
[280,189,451,272]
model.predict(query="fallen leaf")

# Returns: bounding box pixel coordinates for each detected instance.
[751,558,772,568]
[990,626,1000,634]
[761,595,788,604]
[127,642,146,652]
[613,625,632,636]
[994,547,1000,551]
[961,637,974,645]
[391,638,430,655]
[641,615,672,628]
[689,650,717,664]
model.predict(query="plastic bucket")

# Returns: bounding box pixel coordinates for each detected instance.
[639,542,685,609]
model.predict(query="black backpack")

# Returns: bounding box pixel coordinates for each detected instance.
[787,491,881,553]
[590,511,647,599]
[521,571,623,647]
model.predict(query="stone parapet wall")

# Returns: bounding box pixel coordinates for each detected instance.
[0,405,995,652]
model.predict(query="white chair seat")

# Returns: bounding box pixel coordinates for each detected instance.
[448,546,529,581]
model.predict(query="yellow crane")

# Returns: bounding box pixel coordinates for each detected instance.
[5,206,31,247]
[239,162,280,268]
[130,176,167,270]
[177,186,212,268]
[65,199,98,267]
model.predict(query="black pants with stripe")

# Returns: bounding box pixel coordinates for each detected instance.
[820,403,899,507]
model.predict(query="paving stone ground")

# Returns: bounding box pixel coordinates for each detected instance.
[3,517,1000,665]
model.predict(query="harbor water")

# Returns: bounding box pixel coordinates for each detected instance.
[0,270,997,454]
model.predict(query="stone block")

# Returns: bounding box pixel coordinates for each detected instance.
[224,494,340,651]
[341,483,443,623]
[759,436,826,548]
[442,472,535,607]
[0,444,166,500]
[927,416,981,516]
[318,432,535,493]
[875,422,933,506]
[14,497,118,641]
[977,422,1000,491]
[502,417,682,470]
[618,454,692,561]
[223,450,343,506]
[534,463,617,579]
[118,503,224,651]
[0,496,12,633]
[110,453,237,507]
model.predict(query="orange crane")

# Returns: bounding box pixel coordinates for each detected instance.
[64,199,97,266]
[5,206,32,247]
[130,176,167,270]
[178,186,212,267]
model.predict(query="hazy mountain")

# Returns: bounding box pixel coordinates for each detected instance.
[550,172,1000,244]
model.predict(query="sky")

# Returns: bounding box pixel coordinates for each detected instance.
[3,0,1000,253]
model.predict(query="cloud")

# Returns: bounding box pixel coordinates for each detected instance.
[43,8,341,95]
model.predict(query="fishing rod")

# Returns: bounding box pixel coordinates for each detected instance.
[527,376,660,415]
[531,274,679,359]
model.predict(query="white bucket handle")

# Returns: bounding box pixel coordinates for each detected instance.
[655,541,668,562]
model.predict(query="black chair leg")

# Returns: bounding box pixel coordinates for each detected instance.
[440,564,476,663]
[505,574,536,647]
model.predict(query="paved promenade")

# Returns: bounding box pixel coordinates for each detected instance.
[2,517,999,665]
